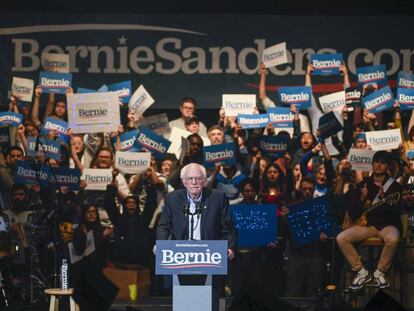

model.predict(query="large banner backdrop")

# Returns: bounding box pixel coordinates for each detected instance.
[0,14,413,109]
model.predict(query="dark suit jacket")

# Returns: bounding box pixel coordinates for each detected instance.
[156,188,237,250]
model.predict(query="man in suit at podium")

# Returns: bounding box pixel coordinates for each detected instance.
[156,162,236,256]
[155,162,236,308]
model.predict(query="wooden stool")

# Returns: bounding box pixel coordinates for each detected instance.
[44,288,79,311]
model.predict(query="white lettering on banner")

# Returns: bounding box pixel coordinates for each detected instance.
[16,167,48,180]
[78,108,108,118]
[205,150,234,161]
[399,94,414,103]
[238,117,268,124]
[121,138,135,150]
[29,141,59,154]
[161,249,222,265]
[0,115,20,123]
[137,133,166,153]
[41,77,70,87]
[44,121,66,133]
[346,90,361,100]
[280,92,309,102]
[358,71,385,83]
[313,59,341,68]
[268,113,293,122]
[11,38,414,76]
[364,93,392,110]
[260,141,288,151]
[116,87,130,97]
[399,78,414,88]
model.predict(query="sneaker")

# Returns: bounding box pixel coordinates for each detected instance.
[373,269,390,289]
[349,268,371,291]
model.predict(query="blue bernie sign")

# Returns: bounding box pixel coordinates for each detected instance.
[39,71,72,94]
[397,87,414,110]
[362,85,394,113]
[134,127,171,159]
[41,117,70,143]
[27,137,61,160]
[108,81,132,104]
[14,160,50,187]
[397,71,414,89]
[237,113,269,129]
[277,86,312,109]
[310,53,343,75]
[111,129,140,152]
[357,65,388,87]
[267,107,293,128]
[0,112,23,127]
[203,142,236,168]
[156,240,228,275]
[260,135,289,158]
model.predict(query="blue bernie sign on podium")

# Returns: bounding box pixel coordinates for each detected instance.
[156,240,228,275]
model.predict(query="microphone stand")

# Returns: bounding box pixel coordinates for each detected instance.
[33,134,64,290]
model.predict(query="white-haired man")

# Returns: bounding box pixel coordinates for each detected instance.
[156,163,236,258]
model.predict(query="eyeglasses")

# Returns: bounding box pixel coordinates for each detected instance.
[182,176,205,183]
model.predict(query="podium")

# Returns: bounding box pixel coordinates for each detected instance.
[156,240,228,311]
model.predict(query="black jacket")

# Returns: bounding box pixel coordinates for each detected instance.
[348,175,402,232]
[157,188,237,250]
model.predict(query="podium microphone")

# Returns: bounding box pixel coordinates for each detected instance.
[195,203,202,219]
[183,203,190,218]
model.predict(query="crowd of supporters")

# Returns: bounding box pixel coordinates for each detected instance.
[0,59,413,302]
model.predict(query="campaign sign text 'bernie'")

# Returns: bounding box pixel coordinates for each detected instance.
[203,143,236,168]
[39,71,72,94]
[0,112,23,127]
[260,135,289,158]
[362,85,394,114]
[237,113,269,129]
[397,87,414,110]
[133,128,171,159]
[108,81,132,104]
[267,107,293,128]
[397,71,414,89]
[41,117,70,143]
[156,240,228,275]
[310,53,343,75]
[277,86,312,109]
[357,65,388,87]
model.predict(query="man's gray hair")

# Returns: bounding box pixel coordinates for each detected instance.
[180,163,207,179]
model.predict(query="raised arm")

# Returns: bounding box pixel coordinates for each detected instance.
[31,86,43,127]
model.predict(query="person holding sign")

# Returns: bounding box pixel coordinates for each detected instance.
[259,63,311,133]
[337,151,402,291]
[280,176,329,297]
[168,97,208,137]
